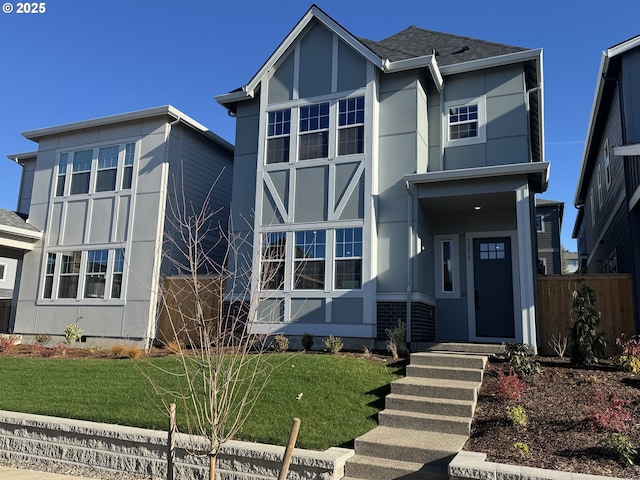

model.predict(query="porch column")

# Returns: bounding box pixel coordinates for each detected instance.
[515,185,537,351]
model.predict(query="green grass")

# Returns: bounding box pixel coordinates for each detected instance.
[0,353,402,450]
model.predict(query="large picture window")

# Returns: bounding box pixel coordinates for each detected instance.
[299,102,329,160]
[266,109,291,164]
[44,249,125,301]
[338,97,364,156]
[294,230,325,289]
[335,228,362,289]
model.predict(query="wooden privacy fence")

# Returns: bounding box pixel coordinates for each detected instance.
[537,274,635,357]
[157,275,224,347]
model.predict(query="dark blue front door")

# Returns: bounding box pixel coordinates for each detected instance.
[473,238,514,338]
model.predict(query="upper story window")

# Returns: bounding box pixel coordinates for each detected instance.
[57,142,136,198]
[338,97,364,156]
[444,97,486,147]
[299,102,330,160]
[597,165,603,208]
[604,138,612,189]
[266,109,291,164]
[0,263,5,281]
[535,215,544,232]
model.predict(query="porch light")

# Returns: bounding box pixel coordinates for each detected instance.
[473,206,481,211]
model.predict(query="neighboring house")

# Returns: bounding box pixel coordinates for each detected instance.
[5,106,233,347]
[0,255,19,332]
[564,251,579,274]
[216,5,548,350]
[535,198,563,274]
[573,34,640,331]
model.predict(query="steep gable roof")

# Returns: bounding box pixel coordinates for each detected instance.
[360,26,526,67]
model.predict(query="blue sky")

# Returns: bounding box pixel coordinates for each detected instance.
[1,0,638,250]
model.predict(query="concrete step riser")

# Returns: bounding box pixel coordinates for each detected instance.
[385,395,474,417]
[406,365,483,382]
[410,354,486,370]
[353,438,457,465]
[378,411,471,436]
[391,382,477,401]
[346,458,450,480]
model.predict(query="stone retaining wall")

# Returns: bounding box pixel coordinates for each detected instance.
[0,410,353,479]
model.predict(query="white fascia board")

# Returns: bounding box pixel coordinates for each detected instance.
[6,151,38,162]
[225,5,385,105]
[384,55,444,91]
[0,224,42,240]
[439,49,542,76]
[607,34,640,58]
[21,106,233,153]
[574,51,608,206]
[614,143,640,156]
[405,162,549,188]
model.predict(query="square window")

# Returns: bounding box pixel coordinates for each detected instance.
[445,99,485,146]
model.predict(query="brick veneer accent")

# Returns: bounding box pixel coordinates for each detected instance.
[376,301,435,342]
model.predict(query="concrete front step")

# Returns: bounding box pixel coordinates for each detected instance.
[344,454,449,480]
[379,409,471,436]
[391,376,479,401]
[410,352,488,370]
[385,393,475,417]
[406,363,484,382]
[354,426,467,464]
[412,342,504,355]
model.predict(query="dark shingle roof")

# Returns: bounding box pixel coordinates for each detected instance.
[0,209,39,233]
[360,26,527,66]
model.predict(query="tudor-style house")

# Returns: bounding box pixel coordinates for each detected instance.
[4,106,233,347]
[217,5,548,350]
[573,34,640,332]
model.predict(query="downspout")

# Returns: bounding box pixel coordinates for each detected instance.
[147,115,182,349]
[525,85,541,163]
[405,181,414,346]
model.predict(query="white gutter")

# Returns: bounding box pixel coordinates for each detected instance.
[0,223,42,240]
[384,55,444,92]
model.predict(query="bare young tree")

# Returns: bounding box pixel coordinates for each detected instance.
[144,172,283,480]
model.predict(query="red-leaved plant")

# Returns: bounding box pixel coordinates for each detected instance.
[495,370,527,400]
[589,391,631,432]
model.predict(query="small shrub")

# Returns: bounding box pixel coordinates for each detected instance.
[273,334,289,353]
[548,333,568,358]
[63,319,83,346]
[589,391,630,432]
[51,344,67,357]
[613,334,640,373]
[502,342,542,375]
[301,333,314,351]
[496,370,526,400]
[324,335,343,354]
[569,284,606,367]
[0,335,20,351]
[506,405,528,427]
[362,345,371,358]
[29,342,49,356]
[35,333,52,345]
[124,346,143,359]
[385,321,407,359]
[604,432,637,466]
[110,345,126,357]
[513,442,530,459]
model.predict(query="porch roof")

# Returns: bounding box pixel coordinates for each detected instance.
[0,209,42,254]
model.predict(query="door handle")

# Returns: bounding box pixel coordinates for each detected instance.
[475,291,479,310]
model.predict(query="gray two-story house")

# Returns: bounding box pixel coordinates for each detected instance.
[535,198,563,274]
[6,106,233,347]
[217,5,548,350]
[573,34,640,332]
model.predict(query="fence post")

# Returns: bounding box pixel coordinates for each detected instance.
[168,403,176,480]
[278,418,301,480]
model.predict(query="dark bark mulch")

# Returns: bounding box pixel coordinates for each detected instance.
[465,357,640,479]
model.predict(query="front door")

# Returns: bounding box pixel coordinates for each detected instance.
[473,238,514,338]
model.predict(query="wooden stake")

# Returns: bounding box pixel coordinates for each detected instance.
[278,417,301,480]
[168,403,176,480]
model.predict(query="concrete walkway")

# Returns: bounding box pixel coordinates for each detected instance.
[0,466,94,479]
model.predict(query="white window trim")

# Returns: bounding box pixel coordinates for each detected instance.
[39,248,127,305]
[604,137,612,190]
[535,214,545,233]
[435,235,460,299]
[0,263,6,281]
[597,165,603,208]
[444,96,487,147]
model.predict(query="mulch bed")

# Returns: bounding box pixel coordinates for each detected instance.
[465,357,640,479]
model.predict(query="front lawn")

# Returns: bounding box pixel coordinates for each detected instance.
[0,352,402,450]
